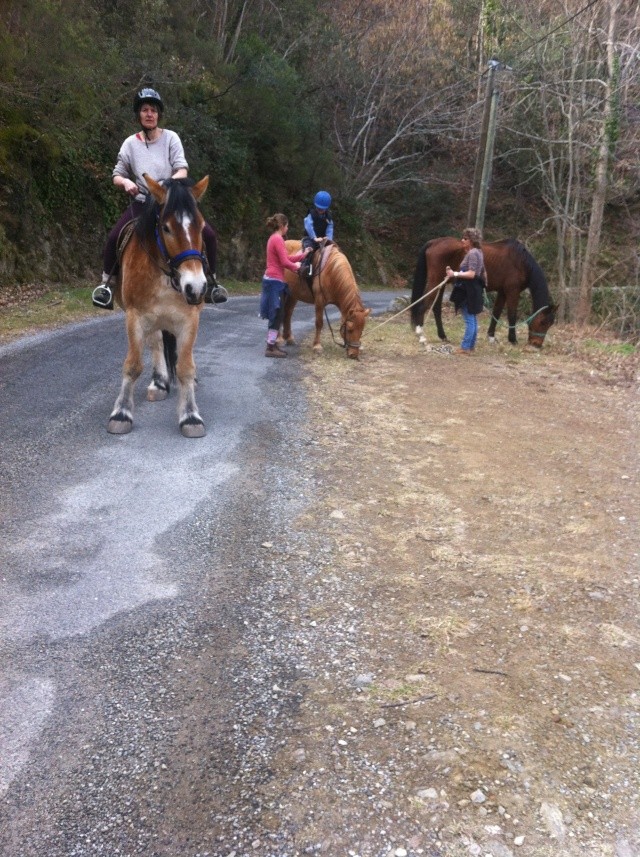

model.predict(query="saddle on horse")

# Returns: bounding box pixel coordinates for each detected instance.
[299,241,334,288]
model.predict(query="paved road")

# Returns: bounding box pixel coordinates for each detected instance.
[0,292,396,856]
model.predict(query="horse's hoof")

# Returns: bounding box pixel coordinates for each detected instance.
[487,336,496,344]
[108,416,133,435]
[180,418,205,438]
[147,385,168,402]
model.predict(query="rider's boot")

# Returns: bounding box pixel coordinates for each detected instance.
[204,273,228,304]
[92,273,115,310]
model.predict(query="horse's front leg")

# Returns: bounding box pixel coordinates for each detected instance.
[146,330,170,401]
[280,295,297,346]
[506,295,519,344]
[312,301,324,353]
[175,320,205,438]
[108,313,144,434]
[487,292,505,342]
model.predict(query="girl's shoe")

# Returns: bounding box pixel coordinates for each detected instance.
[265,343,287,358]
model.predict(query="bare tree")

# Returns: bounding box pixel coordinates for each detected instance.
[498,0,640,322]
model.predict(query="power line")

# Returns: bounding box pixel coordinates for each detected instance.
[512,0,605,62]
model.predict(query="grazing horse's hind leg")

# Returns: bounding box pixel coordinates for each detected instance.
[146,331,171,401]
[432,288,448,341]
[108,315,144,434]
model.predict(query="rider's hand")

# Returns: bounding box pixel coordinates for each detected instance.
[123,179,139,196]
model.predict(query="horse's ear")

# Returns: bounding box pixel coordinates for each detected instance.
[143,174,167,204]
[192,176,209,200]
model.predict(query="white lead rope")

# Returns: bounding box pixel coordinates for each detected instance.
[364,277,449,336]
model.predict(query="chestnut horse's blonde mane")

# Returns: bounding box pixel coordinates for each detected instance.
[319,245,365,314]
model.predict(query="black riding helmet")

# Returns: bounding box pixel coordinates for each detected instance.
[133,88,164,117]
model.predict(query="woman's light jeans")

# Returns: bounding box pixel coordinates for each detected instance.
[461,305,478,351]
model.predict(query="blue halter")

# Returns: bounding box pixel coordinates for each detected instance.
[155,225,206,292]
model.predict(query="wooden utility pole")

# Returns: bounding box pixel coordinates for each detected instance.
[468,59,504,231]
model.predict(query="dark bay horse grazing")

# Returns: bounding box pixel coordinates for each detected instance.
[281,241,371,359]
[108,174,210,437]
[411,237,557,347]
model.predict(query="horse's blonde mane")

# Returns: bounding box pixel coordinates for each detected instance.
[323,246,365,313]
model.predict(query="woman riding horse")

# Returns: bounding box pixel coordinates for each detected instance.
[93,88,226,309]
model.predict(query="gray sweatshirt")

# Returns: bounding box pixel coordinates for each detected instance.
[112,129,188,201]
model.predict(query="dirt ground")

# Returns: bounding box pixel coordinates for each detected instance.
[260,308,639,857]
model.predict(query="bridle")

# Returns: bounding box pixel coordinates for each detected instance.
[155,219,206,294]
[339,318,363,353]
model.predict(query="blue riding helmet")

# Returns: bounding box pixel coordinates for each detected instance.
[313,191,332,210]
[133,88,164,116]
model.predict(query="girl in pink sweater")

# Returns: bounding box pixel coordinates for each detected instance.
[260,214,305,357]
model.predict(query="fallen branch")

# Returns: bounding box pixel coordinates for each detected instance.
[380,693,437,708]
[472,667,509,677]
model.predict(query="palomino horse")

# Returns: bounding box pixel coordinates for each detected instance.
[282,241,371,359]
[411,237,557,347]
[108,174,210,437]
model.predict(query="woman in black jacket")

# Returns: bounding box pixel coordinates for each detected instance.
[445,227,486,354]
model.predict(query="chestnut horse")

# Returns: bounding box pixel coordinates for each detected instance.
[281,241,371,359]
[411,237,557,347]
[107,174,210,437]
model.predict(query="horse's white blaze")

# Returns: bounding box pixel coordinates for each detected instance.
[175,211,206,298]
[178,211,193,238]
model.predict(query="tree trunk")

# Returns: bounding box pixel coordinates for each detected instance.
[576,0,620,326]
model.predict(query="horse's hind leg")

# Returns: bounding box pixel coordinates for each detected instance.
[432,289,448,341]
[280,295,297,346]
[487,292,505,342]
[108,315,144,434]
[176,325,205,438]
[312,302,324,353]
[146,331,170,401]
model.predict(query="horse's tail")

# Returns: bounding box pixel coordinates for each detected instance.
[162,330,177,383]
[410,242,429,325]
